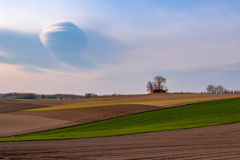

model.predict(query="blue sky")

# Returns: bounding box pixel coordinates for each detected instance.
[0,0,239,94]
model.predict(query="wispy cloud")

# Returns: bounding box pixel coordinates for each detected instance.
[20,66,44,73]
[40,22,88,54]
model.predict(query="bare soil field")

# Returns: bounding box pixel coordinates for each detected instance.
[1,122,240,159]
[0,115,68,134]
[0,103,48,114]
[0,104,162,138]
[0,94,240,138]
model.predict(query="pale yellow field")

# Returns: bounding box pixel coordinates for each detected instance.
[137,97,230,107]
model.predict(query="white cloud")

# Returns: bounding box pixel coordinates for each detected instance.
[40,22,88,55]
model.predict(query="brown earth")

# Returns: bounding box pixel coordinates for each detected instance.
[0,103,48,114]
[0,115,68,134]
[1,122,240,159]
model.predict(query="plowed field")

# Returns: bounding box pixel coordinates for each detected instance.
[1,94,240,159]
[1,122,240,159]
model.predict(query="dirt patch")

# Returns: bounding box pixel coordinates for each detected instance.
[1,122,240,159]
[0,115,68,136]
[0,103,48,114]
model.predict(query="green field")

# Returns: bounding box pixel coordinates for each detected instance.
[1,98,240,141]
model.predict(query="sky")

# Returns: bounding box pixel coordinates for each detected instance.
[0,0,240,95]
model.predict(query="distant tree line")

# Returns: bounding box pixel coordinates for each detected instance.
[83,93,123,98]
[2,92,83,100]
[206,85,240,94]
[42,94,83,99]
[2,92,38,99]
[1,92,124,100]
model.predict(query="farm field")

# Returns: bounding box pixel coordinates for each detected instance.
[1,122,240,159]
[1,94,240,159]
[1,97,240,141]
[1,94,239,137]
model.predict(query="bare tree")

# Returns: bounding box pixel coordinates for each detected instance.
[41,94,45,100]
[206,85,214,93]
[215,85,225,93]
[154,76,166,90]
[152,82,158,90]
[146,81,154,93]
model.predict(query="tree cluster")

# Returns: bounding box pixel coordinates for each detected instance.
[1,92,125,100]
[147,76,168,93]
[44,94,82,99]
[206,85,240,94]
[84,93,98,98]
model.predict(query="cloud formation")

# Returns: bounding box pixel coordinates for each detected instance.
[0,29,95,71]
[0,22,128,72]
[39,22,97,69]
[0,22,97,71]
[40,22,88,55]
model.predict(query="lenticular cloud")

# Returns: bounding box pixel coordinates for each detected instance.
[40,22,88,55]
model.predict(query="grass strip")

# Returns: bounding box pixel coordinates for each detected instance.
[1,97,240,141]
